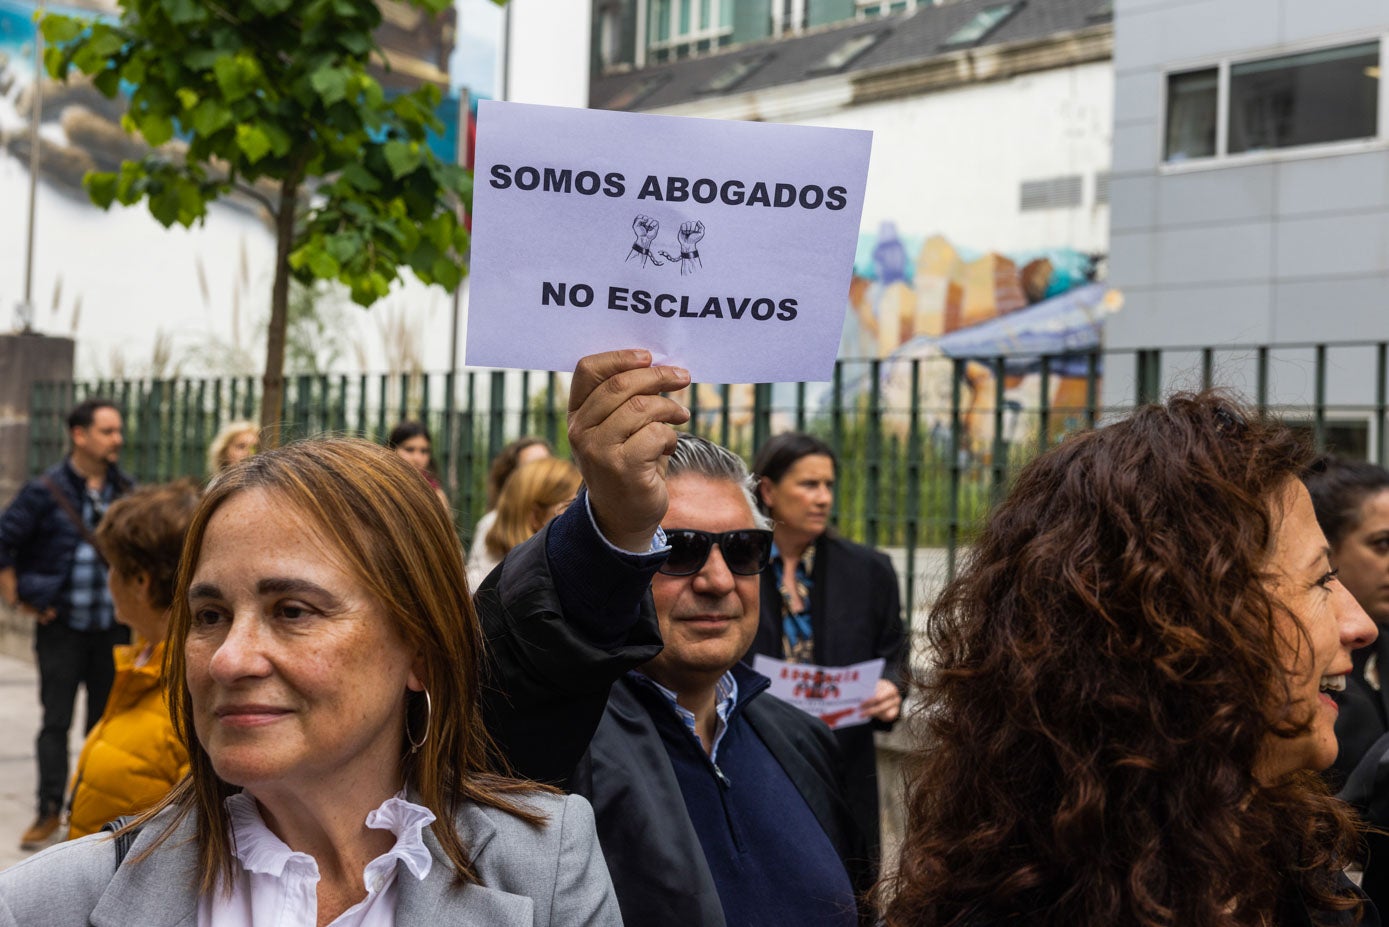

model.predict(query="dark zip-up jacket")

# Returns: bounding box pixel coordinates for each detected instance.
[478,503,870,926]
[0,460,135,615]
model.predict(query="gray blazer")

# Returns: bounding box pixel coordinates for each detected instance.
[0,791,621,926]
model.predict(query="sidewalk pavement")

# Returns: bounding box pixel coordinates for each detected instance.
[0,650,88,871]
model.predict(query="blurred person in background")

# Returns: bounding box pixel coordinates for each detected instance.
[205,421,258,477]
[879,394,1378,926]
[67,480,200,839]
[0,398,134,851]
[746,432,907,869]
[388,420,450,513]
[470,459,582,588]
[467,436,553,584]
[1306,456,1389,915]
[1305,455,1389,785]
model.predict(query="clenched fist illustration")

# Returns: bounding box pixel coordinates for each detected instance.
[627,215,661,266]
[678,220,705,275]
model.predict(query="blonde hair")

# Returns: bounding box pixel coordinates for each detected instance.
[205,421,259,475]
[485,458,581,560]
[131,438,547,892]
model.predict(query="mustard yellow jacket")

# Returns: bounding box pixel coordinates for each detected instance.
[67,641,188,839]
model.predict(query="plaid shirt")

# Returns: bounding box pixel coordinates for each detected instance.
[63,479,115,632]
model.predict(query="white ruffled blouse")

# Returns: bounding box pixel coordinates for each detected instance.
[198,792,436,927]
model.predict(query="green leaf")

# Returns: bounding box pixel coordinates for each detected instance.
[309,64,351,105]
[235,123,272,163]
[85,29,124,59]
[214,53,261,102]
[339,162,381,192]
[248,0,294,13]
[39,15,84,44]
[84,172,119,209]
[262,122,293,158]
[149,187,182,227]
[138,113,174,147]
[162,0,204,25]
[191,99,233,135]
[92,68,121,97]
[382,140,421,180]
[337,31,371,55]
[184,48,222,71]
[306,249,340,279]
[430,258,462,292]
[176,88,199,111]
[325,231,362,262]
[42,46,68,80]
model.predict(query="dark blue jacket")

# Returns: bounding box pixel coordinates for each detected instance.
[0,460,135,614]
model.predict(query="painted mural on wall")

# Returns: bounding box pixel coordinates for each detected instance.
[0,0,468,376]
[844,222,1123,458]
[680,224,1122,459]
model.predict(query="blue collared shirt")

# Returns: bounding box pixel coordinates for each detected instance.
[635,670,739,762]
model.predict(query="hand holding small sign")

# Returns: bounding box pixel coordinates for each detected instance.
[567,349,690,553]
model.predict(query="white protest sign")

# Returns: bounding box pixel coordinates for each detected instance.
[751,655,886,731]
[465,101,872,383]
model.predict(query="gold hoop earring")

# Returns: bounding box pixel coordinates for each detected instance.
[407,689,432,754]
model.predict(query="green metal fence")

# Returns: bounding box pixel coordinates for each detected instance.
[28,340,1389,626]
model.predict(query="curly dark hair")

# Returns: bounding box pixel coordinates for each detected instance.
[879,392,1363,927]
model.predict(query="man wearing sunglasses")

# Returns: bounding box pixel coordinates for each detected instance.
[481,351,867,927]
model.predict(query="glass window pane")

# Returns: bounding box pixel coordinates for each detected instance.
[679,0,691,36]
[653,0,669,42]
[1164,68,1218,161]
[1228,41,1379,154]
[700,0,711,31]
[944,4,1014,46]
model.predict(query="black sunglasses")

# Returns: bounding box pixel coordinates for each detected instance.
[659,528,774,577]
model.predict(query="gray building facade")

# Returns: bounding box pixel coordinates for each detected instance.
[1107,0,1389,451]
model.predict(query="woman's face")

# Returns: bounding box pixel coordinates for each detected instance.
[760,454,835,541]
[1332,489,1389,626]
[185,489,421,803]
[395,436,431,473]
[1258,481,1376,782]
[225,432,258,467]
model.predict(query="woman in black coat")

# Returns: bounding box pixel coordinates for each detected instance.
[745,432,908,871]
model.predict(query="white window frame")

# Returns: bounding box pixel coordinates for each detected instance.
[856,0,922,20]
[646,0,733,55]
[773,0,808,37]
[1158,31,1388,175]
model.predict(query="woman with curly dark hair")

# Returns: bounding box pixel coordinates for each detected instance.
[880,392,1379,927]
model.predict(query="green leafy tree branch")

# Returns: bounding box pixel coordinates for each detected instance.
[41,0,483,447]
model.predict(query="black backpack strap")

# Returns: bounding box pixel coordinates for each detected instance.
[100,816,139,867]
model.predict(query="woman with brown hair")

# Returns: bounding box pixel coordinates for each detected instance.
[880,393,1379,927]
[0,438,618,925]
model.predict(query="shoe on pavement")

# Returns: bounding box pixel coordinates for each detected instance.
[19,813,61,851]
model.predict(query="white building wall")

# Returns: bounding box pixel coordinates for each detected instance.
[652,60,1114,255]
[505,0,592,107]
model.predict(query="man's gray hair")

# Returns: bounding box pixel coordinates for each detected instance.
[667,433,772,530]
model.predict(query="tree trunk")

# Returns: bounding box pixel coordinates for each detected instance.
[260,171,302,449]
